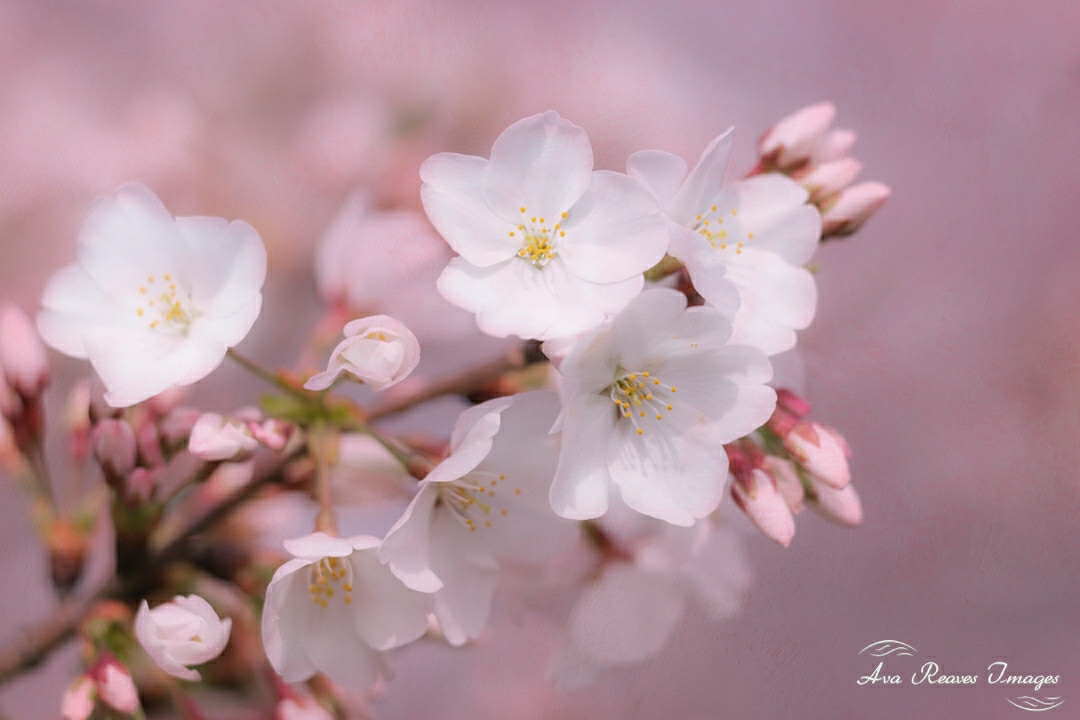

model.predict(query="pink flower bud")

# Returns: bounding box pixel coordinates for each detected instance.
[92,419,137,484]
[809,482,863,526]
[124,467,158,505]
[277,696,336,720]
[821,181,891,237]
[159,406,201,446]
[250,418,292,451]
[93,657,140,714]
[758,102,837,169]
[61,676,96,720]
[188,412,258,461]
[731,468,796,547]
[145,386,187,417]
[763,456,805,514]
[0,304,49,399]
[135,419,165,468]
[63,380,93,463]
[814,129,856,164]
[798,157,863,202]
[784,422,851,489]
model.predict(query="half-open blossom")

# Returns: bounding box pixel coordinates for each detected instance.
[380,391,576,645]
[550,289,775,526]
[261,533,430,689]
[304,315,420,392]
[37,184,266,407]
[628,133,821,355]
[134,594,232,681]
[421,111,668,340]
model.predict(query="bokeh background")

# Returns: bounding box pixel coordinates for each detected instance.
[2,1,1079,718]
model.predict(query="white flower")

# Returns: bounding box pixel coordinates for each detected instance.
[421,111,669,340]
[261,532,431,689]
[37,184,266,407]
[380,391,576,645]
[550,288,776,526]
[552,506,751,687]
[628,132,822,355]
[134,594,232,681]
[187,412,259,461]
[304,315,420,392]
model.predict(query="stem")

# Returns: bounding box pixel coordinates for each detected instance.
[0,447,301,686]
[227,348,311,402]
[366,349,530,422]
[310,425,338,535]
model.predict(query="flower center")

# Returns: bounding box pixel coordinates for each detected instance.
[439,470,521,532]
[607,370,677,436]
[308,556,354,608]
[510,207,569,268]
[692,205,751,254]
[135,274,196,333]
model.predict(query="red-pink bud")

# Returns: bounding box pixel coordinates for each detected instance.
[821,181,890,237]
[92,656,140,715]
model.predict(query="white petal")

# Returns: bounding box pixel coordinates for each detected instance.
[626,149,688,208]
[175,216,266,317]
[379,487,443,593]
[557,171,669,284]
[568,564,685,664]
[420,153,517,267]
[550,394,615,520]
[282,532,356,560]
[37,265,128,358]
[668,129,734,223]
[725,249,817,355]
[261,560,318,683]
[428,509,500,646]
[484,111,593,219]
[348,549,431,651]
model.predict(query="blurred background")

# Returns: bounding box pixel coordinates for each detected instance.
[2,0,1079,718]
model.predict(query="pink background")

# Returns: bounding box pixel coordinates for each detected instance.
[1,1,1078,718]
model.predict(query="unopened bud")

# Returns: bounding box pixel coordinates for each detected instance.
[145,386,186,418]
[767,388,811,437]
[799,157,862,203]
[159,406,201,447]
[731,467,796,547]
[64,380,93,464]
[763,455,805,514]
[809,482,863,526]
[61,675,96,720]
[784,422,851,489]
[92,656,140,715]
[758,101,837,169]
[821,181,890,238]
[135,420,165,468]
[92,419,137,485]
[0,304,49,399]
[124,467,157,505]
[250,418,292,451]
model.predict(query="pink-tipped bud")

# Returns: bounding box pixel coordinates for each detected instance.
[809,482,863,526]
[188,412,258,461]
[145,386,187,417]
[135,420,164,468]
[766,388,811,437]
[763,455,805,514]
[0,364,20,422]
[250,418,292,451]
[731,468,796,547]
[821,181,890,238]
[814,129,856,164]
[799,157,863,203]
[0,304,49,400]
[92,656,140,715]
[124,467,158,505]
[784,422,851,489]
[64,380,93,463]
[61,676,96,720]
[159,406,201,446]
[92,420,137,485]
[758,101,837,169]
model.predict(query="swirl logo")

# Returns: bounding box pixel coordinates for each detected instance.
[1006,696,1065,712]
[858,640,918,658]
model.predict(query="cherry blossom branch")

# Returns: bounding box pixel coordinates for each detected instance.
[0,447,301,686]
[226,348,312,402]
[366,346,535,422]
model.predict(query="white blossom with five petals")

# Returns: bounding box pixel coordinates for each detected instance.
[261,532,431,689]
[379,391,577,645]
[550,288,776,526]
[421,111,669,341]
[628,131,821,355]
[37,184,266,406]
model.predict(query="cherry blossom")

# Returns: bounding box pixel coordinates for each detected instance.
[380,391,577,645]
[304,315,420,392]
[421,111,668,340]
[550,288,776,526]
[37,184,266,406]
[134,594,232,681]
[261,532,430,689]
[628,132,821,355]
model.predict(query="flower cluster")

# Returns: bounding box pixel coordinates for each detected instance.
[4,103,887,716]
